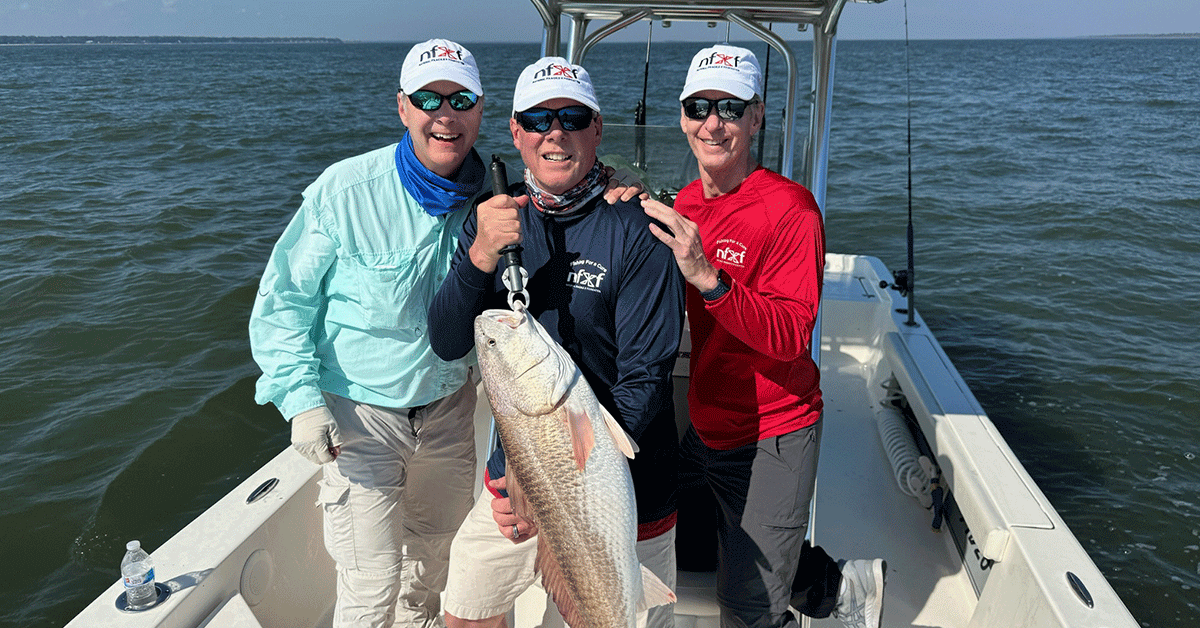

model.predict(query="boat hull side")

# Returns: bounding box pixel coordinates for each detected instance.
[66,447,334,628]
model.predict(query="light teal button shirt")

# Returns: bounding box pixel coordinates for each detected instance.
[249,143,473,420]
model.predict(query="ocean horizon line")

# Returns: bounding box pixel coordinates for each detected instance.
[3,33,1199,46]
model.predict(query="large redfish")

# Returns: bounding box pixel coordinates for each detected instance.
[474,307,675,628]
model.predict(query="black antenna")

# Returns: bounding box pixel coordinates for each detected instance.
[634,20,652,171]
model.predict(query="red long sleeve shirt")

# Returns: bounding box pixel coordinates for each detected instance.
[676,168,826,450]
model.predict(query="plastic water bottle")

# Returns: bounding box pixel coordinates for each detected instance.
[121,540,157,610]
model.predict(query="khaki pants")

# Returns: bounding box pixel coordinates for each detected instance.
[318,381,477,628]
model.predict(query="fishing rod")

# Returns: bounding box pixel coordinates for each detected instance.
[882,0,918,328]
[634,21,652,171]
[900,0,917,327]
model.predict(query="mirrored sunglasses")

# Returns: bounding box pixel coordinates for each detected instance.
[682,97,754,121]
[406,89,479,112]
[513,105,595,133]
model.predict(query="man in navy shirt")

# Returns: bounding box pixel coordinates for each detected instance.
[429,56,684,628]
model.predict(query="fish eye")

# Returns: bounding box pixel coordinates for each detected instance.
[487,339,496,347]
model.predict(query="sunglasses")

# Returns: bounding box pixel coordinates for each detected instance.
[513,105,595,133]
[681,97,756,121]
[406,89,479,112]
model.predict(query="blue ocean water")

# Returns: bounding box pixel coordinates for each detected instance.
[0,38,1197,627]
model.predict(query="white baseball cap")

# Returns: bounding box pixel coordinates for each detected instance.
[679,44,762,101]
[400,39,483,96]
[511,57,600,114]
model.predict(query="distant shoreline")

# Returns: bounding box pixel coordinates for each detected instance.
[1087,33,1200,39]
[0,35,342,45]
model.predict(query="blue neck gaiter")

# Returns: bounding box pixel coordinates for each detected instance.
[395,131,485,217]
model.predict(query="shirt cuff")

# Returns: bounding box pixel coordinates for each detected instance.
[460,256,496,290]
[280,386,327,421]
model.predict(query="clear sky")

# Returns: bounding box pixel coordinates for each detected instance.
[3,0,1198,42]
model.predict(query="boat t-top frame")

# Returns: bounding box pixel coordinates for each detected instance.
[526,0,887,214]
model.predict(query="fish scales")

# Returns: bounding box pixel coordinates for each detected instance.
[498,405,632,628]
[475,307,671,628]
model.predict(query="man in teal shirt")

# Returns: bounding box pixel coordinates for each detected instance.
[249,39,487,628]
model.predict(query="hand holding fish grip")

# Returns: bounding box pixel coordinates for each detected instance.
[491,155,529,309]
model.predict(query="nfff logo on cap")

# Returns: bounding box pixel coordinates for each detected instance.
[512,57,600,114]
[531,61,581,80]
[419,43,465,63]
[400,38,483,96]
[679,44,761,101]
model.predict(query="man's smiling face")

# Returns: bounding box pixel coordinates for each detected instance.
[510,97,602,196]
[398,79,483,178]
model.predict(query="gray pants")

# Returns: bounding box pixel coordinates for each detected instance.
[318,381,477,628]
[678,420,839,628]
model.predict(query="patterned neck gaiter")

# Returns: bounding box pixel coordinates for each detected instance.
[523,160,607,215]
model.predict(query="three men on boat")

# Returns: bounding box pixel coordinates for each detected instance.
[249,35,885,628]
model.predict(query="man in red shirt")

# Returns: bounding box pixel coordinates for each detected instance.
[642,44,886,628]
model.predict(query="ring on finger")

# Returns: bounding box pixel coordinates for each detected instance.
[511,524,520,539]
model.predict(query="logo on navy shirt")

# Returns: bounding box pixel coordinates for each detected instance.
[713,238,747,268]
[568,259,608,293]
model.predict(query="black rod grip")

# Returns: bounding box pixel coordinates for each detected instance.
[490,155,524,303]
[490,154,520,260]
[490,154,508,198]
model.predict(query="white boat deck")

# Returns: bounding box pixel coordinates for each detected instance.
[66,255,1136,628]
[660,255,979,628]
[809,286,978,628]
[505,254,982,628]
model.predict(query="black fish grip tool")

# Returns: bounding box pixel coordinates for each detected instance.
[491,155,529,310]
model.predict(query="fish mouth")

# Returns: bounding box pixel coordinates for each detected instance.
[474,308,553,379]
[480,308,524,329]
[474,308,528,350]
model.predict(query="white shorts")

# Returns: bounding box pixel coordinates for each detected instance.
[442,488,677,628]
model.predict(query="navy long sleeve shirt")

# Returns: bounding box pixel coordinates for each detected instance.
[428,188,684,526]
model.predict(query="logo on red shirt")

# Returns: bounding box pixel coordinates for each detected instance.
[713,238,747,268]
